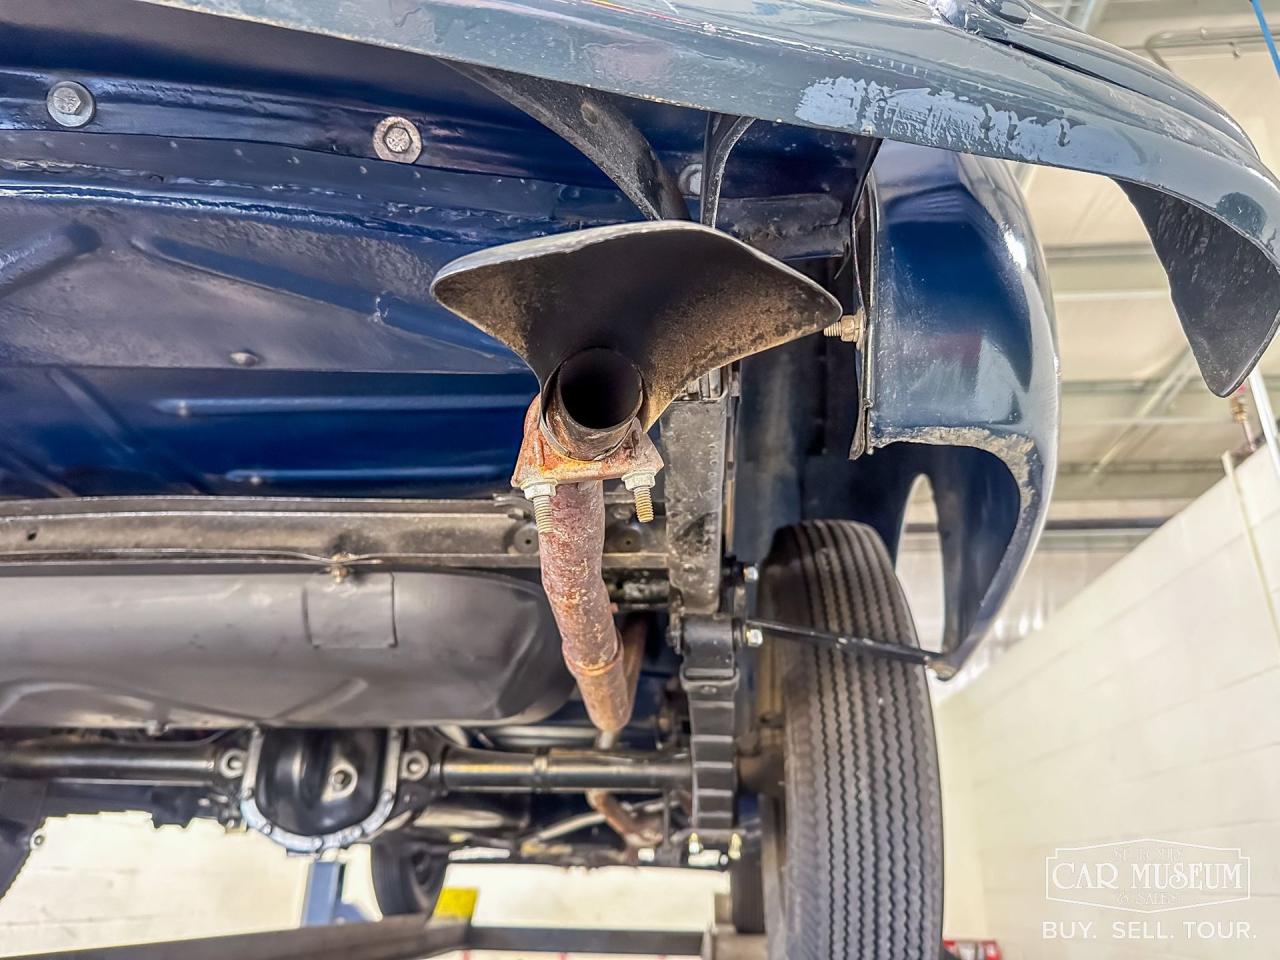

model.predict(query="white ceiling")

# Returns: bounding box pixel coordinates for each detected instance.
[1025,49,1280,249]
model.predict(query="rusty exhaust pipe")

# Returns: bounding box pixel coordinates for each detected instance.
[539,481,642,733]
[512,353,661,735]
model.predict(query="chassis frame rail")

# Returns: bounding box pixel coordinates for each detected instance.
[0,495,666,572]
[8,916,710,960]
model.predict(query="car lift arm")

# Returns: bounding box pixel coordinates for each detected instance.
[7,915,710,960]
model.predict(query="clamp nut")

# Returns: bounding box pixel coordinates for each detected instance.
[822,310,865,345]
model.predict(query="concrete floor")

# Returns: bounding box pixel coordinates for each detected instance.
[0,812,725,958]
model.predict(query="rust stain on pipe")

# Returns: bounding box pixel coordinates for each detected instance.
[540,481,637,733]
[512,399,661,734]
[511,401,663,489]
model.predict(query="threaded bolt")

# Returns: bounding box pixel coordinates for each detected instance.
[533,495,554,534]
[633,486,654,523]
[623,471,657,524]
[822,320,844,338]
[522,481,558,535]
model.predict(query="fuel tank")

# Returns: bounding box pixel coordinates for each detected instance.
[0,569,573,728]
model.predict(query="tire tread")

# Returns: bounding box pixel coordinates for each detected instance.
[760,520,943,960]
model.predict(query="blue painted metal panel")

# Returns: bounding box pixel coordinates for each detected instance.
[0,170,545,497]
[0,4,864,500]
[0,1,1065,673]
[865,143,1058,675]
[140,0,1280,396]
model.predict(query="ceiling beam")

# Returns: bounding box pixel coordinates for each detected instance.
[1086,351,1200,478]
[1043,244,1168,301]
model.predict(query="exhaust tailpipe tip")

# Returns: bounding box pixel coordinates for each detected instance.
[542,348,644,461]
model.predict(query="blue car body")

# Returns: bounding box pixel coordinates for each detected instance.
[0,0,1273,677]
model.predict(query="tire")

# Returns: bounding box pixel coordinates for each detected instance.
[370,836,448,917]
[756,520,943,960]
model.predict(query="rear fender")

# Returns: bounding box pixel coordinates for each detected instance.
[861,144,1057,676]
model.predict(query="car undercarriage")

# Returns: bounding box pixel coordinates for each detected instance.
[2,0,1280,955]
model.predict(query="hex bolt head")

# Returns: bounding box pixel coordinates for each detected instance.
[822,311,865,344]
[522,480,558,535]
[327,552,355,584]
[229,349,261,368]
[47,81,95,128]
[687,832,703,856]
[745,627,765,648]
[373,116,423,163]
[383,125,413,154]
[622,471,657,523]
[53,88,82,113]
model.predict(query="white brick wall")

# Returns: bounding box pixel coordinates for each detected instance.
[936,448,1280,959]
[937,689,990,941]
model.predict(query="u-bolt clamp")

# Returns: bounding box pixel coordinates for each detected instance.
[511,399,662,734]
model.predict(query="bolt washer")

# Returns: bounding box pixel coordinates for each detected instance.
[373,116,423,163]
[46,81,95,128]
